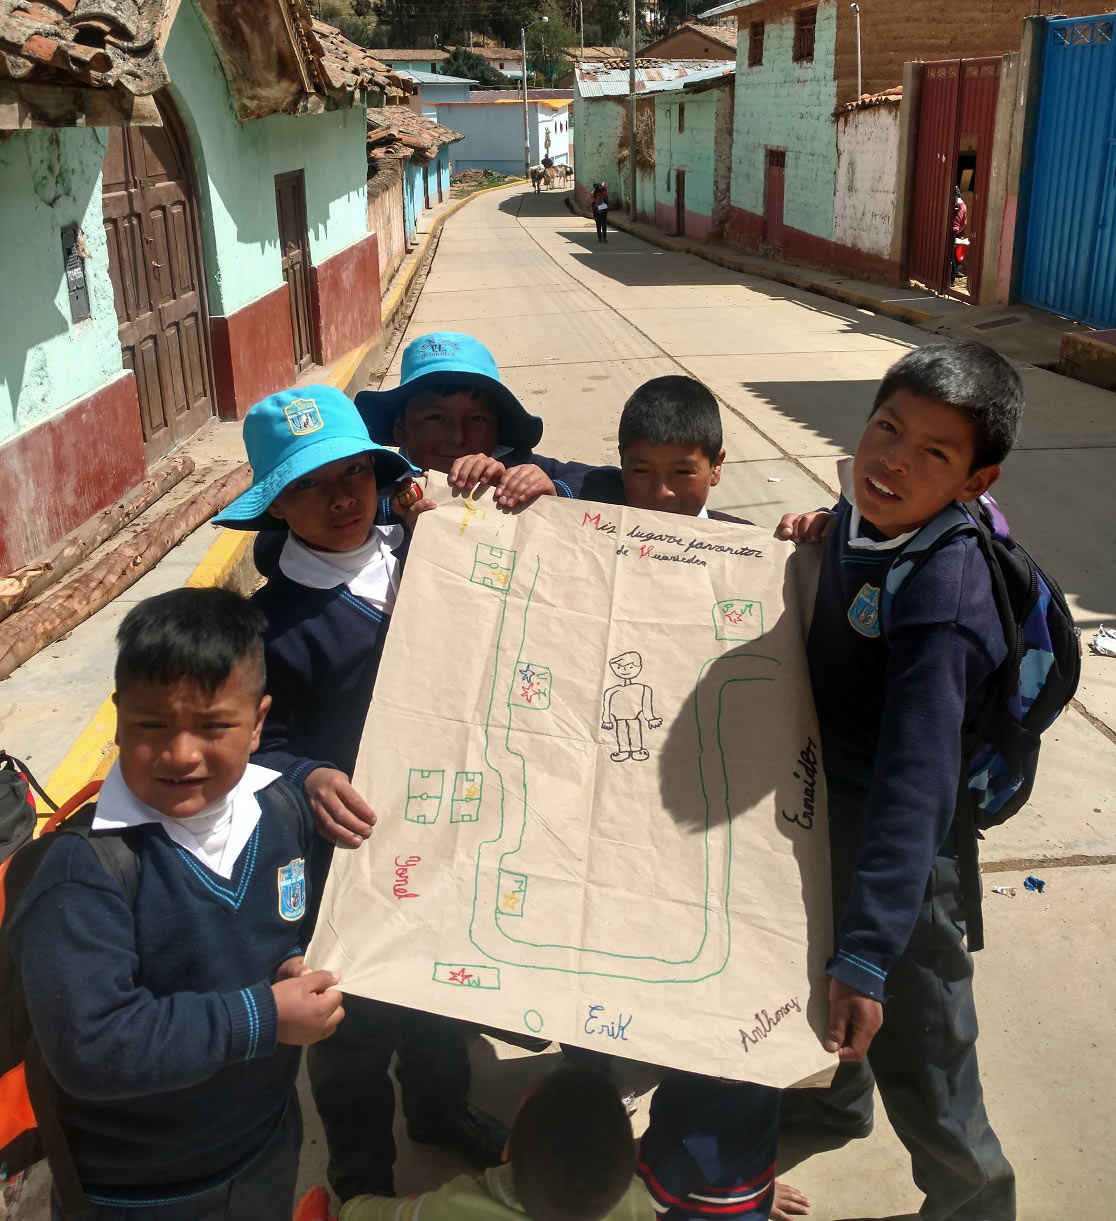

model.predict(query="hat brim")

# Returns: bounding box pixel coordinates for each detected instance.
[355,371,544,452]
[214,437,417,531]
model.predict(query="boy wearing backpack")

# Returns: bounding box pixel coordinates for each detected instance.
[776,341,1037,1220]
[3,586,343,1219]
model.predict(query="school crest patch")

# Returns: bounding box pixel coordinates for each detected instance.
[278,858,306,921]
[284,399,323,436]
[848,583,881,638]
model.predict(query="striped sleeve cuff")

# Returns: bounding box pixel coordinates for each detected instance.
[227,980,279,1062]
[827,949,888,1002]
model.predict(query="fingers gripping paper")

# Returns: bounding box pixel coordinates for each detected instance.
[308,479,836,1086]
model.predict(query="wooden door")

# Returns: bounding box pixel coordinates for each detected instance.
[765,150,785,246]
[676,169,686,237]
[423,164,431,210]
[275,171,315,372]
[102,99,215,463]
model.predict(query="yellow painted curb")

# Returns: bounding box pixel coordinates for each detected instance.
[44,179,524,804]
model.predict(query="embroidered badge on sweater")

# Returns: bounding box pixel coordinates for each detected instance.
[848,583,881,637]
[278,858,307,920]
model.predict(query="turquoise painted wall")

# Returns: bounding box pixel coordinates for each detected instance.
[573,94,625,200]
[403,162,424,238]
[0,127,124,444]
[654,89,720,220]
[730,1,837,239]
[165,0,369,317]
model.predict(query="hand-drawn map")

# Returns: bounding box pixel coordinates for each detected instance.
[307,478,836,1086]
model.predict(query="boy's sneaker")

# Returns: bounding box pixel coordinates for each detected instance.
[407,1102,509,1167]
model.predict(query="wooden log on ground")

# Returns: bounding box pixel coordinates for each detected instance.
[0,456,195,622]
[0,464,251,681]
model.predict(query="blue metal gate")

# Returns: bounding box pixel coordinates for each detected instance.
[1022,15,1116,326]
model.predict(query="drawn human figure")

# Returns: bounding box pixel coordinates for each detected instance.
[601,650,661,761]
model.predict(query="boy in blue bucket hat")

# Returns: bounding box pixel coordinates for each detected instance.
[216,385,509,1203]
[355,330,592,505]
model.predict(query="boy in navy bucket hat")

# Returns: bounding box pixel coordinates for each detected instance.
[217,385,509,1202]
[355,330,592,505]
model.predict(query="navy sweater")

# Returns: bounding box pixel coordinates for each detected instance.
[6,779,314,1203]
[808,500,1006,999]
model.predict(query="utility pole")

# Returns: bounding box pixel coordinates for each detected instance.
[522,25,531,180]
[628,0,636,218]
[850,3,862,99]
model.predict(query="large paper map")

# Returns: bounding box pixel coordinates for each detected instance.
[307,478,836,1086]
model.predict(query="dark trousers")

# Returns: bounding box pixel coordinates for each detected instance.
[307,993,471,1201]
[781,787,1016,1221]
[637,1071,779,1219]
[594,211,608,241]
[52,1097,301,1221]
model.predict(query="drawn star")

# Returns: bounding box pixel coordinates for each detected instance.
[501,892,520,910]
[448,967,473,984]
[725,609,744,625]
[495,571,509,587]
[520,686,535,703]
[464,784,479,800]
[519,664,536,682]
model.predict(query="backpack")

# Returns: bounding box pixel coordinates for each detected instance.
[0,771,307,1212]
[879,494,1081,947]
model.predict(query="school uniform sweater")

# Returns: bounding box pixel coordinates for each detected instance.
[5,777,314,1204]
[808,498,1006,999]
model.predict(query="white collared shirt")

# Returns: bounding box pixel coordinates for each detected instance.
[279,525,403,612]
[93,762,282,880]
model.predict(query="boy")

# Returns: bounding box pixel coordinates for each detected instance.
[5,587,343,1219]
[776,341,1022,1220]
[214,385,508,1202]
[576,376,810,1221]
[355,330,593,506]
[298,1066,655,1221]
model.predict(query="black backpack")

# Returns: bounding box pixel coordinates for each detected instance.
[879,495,1081,947]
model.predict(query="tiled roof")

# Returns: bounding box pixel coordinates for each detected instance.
[0,0,169,95]
[835,84,903,113]
[367,47,448,61]
[309,18,414,103]
[470,88,573,101]
[446,44,520,60]
[367,103,462,164]
[641,22,737,55]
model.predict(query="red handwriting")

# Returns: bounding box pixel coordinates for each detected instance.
[639,544,655,558]
[582,511,601,529]
[394,854,421,899]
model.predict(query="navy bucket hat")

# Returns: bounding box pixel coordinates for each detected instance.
[354,332,543,452]
[214,385,418,531]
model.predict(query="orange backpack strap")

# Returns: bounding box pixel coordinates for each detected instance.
[39,781,103,838]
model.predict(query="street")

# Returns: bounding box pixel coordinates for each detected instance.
[367,184,1116,1218]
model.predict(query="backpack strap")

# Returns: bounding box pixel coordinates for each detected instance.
[265,778,310,858]
[0,751,58,814]
[880,503,975,628]
[23,1037,87,1218]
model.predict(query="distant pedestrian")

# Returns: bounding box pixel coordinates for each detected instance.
[951,185,968,283]
[591,181,610,243]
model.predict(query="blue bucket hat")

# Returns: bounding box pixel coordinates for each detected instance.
[354,332,543,452]
[214,385,418,531]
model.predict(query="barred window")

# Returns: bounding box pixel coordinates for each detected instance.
[749,20,765,67]
[678,102,686,133]
[793,6,816,63]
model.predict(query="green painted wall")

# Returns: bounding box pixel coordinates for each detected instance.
[655,89,720,220]
[730,2,838,239]
[573,93,626,202]
[165,0,370,317]
[0,127,123,444]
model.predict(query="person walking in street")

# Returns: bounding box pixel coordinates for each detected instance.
[591,182,610,243]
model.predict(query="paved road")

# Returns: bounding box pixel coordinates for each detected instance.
[372,184,1116,1218]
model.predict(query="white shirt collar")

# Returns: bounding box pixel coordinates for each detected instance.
[697,505,709,518]
[836,456,918,552]
[279,524,403,612]
[93,761,282,879]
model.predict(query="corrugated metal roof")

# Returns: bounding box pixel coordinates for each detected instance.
[575,59,730,97]
[399,68,477,85]
[642,63,736,94]
[697,0,762,18]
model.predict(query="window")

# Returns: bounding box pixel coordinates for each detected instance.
[678,102,685,133]
[793,6,816,62]
[749,20,765,67]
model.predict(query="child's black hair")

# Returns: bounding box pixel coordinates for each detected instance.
[509,1067,634,1221]
[618,375,723,461]
[115,587,267,699]
[871,340,1023,469]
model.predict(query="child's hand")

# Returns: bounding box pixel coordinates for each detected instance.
[304,767,377,848]
[449,454,507,494]
[493,464,557,507]
[772,1180,811,1220]
[274,970,344,1046]
[775,510,834,544]
[824,978,882,1061]
[399,495,436,534]
[273,954,311,983]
